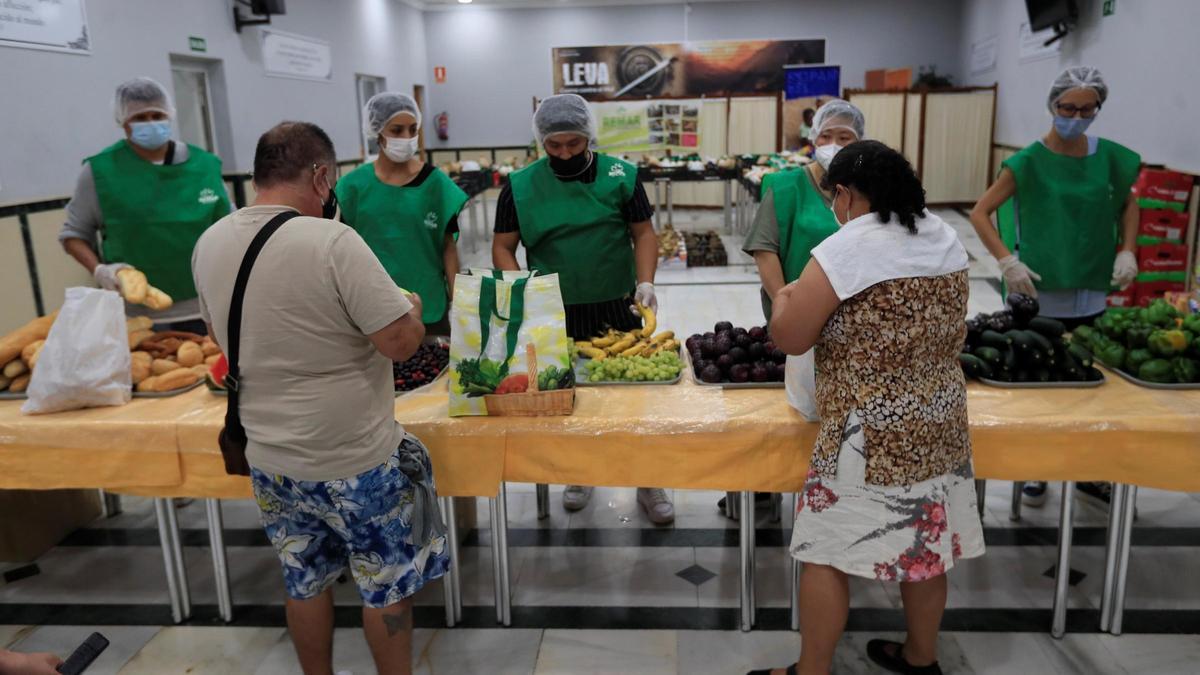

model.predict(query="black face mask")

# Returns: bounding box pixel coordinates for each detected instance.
[549,149,592,177]
[322,184,339,220]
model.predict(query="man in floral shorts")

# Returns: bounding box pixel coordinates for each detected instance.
[192,121,449,675]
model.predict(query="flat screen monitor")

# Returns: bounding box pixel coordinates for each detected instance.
[1025,0,1077,32]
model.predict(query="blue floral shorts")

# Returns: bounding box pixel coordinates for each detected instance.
[250,435,451,608]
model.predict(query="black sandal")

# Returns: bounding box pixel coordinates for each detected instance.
[866,639,943,674]
[746,665,797,675]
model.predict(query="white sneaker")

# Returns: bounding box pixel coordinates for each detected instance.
[562,485,593,511]
[637,487,675,525]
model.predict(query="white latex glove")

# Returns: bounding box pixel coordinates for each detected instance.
[92,262,131,292]
[998,255,1041,298]
[630,281,658,315]
[1112,250,1138,289]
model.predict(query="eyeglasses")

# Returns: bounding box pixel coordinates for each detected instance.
[1055,102,1101,119]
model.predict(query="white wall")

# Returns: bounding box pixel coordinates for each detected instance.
[422,0,965,149]
[0,0,426,203]
[959,0,1200,173]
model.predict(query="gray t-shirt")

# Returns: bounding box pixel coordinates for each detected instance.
[59,142,222,323]
[192,205,414,481]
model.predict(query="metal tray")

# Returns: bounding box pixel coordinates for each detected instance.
[978,369,1106,389]
[1,378,205,401]
[684,349,785,389]
[1098,363,1200,390]
[395,365,449,396]
[573,358,682,387]
[206,382,227,397]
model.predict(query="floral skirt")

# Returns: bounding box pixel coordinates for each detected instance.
[790,411,985,582]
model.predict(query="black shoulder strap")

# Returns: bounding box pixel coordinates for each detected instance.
[224,210,299,393]
[163,140,176,165]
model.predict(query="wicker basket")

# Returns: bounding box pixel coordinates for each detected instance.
[482,343,575,416]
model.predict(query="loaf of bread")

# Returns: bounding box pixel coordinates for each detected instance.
[9,374,31,393]
[21,340,45,369]
[128,329,155,351]
[200,339,221,357]
[143,287,173,311]
[204,354,221,366]
[0,312,57,366]
[131,351,153,385]
[176,342,203,367]
[136,368,199,393]
[117,268,149,304]
[126,316,154,333]
[151,358,182,375]
[3,359,27,379]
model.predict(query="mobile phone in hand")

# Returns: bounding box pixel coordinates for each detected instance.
[56,632,109,675]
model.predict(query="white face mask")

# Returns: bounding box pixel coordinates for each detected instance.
[382,135,419,163]
[814,143,844,170]
[829,188,848,227]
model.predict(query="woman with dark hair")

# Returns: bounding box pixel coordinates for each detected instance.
[750,141,984,675]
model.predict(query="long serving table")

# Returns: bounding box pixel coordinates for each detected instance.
[1,372,1198,635]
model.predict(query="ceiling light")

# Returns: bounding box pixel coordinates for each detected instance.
[458,0,473,4]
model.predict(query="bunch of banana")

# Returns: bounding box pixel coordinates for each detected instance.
[575,305,679,359]
[658,224,682,259]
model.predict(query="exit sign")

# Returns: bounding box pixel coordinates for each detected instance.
[1103,0,1116,16]
[189,36,207,52]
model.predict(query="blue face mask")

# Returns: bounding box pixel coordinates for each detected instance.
[1053,115,1094,141]
[129,121,171,150]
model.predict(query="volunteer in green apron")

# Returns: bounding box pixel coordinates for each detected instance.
[744,99,865,321]
[60,77,230,333]
[337,92,468,336]
[492,94,672,524]
[969,66,1141,508]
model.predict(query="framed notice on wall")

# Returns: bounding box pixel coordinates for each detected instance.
[261,29,333,81]
[0,0,90,55]
[593,99,703,153]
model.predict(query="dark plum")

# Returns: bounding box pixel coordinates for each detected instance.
[715,336,734,355]
[700,339,719,359]
[714,321,734,333]
[734,333,752,349]
[717,354,735,374]
[685,335,702,353]
[750,365,770,382]
[700,364,724,383]
[731,326,749,338]
[728,346,748,364]
[747,342,766,361]
[748,326,768,341]
[769,348,787,364]
[729,364,750,383]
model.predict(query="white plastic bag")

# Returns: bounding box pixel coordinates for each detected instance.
[784,350,819,422]
[22,287,132,415]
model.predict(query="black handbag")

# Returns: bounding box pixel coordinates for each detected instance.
[218,211,298,476]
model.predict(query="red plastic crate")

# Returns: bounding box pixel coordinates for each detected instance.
[1134,168,1193,203]
[1138,209,1189,242]
[1137,243,1189,273]
[1135,280,1187,306]
[1107,286,1137,308]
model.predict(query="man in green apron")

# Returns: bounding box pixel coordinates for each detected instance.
[744,99,865,321]
[969,66,1141,508]
[338,92,468,336]
[492,94,673,524]
[60,77,230,333]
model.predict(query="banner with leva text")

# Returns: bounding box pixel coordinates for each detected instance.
[594,100,704,153]
[552,39,825,102]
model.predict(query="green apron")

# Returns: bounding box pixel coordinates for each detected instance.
[88,141,229,302]
[765,165,838,282]
[998,139,1141,291]
[337,163,469,323]
[510,154,638,305]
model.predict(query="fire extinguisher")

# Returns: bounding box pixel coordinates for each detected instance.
[435,112,449,141]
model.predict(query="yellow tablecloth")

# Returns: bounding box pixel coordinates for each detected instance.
[1,372,1197,498]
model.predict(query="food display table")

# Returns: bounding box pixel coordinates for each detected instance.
[1,374,1197,634]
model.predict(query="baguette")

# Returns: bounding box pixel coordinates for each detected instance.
[200,339,221,357]
[21,340,45,369]
[131,352,153,385]
[190,364,209,378]
[151,358,182,375]
[3,360,27,379]
[10,374,31,393]
[136,368,199,393]
[117,268,149,304]
[126,316,154,333]
[143,287,173,311]
[0,312,57,366]
[128,329,155,351]
[204,354,221,366]
[176,341,203,367]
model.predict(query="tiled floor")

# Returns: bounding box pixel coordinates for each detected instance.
[2,208,1198,673]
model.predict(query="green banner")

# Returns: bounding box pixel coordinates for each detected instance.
[594,100,702,153]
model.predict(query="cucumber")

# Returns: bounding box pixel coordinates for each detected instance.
[973,346,1003,367]
[1004,347,1018,371]
[958,353,991,379]
[1008,329,1036,353]
[1084,366,1104,382]
[980,330,1013,350]
[1028,317,1067,338]
[1025,330,1054,354]
[1068,343,1094,368]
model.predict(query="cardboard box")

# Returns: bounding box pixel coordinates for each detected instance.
[1135,280,1186,307]
[1138,208,1189,243]
[0,489,102,563]
[1138,243,1189,274]
[1135,168,1193,203]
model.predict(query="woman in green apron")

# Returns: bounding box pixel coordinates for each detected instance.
[337,92,468,336]
[60,77,231,333]
[743,99,865,321]
[492,94,673,524]
[969,67,1141,507]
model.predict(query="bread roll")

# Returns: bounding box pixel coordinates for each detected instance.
[126,316,154,333]
[143,287,173,311]
[10,374,31,393]
[204,354,221,366]
[131,355,152,385]
[176,342,203,367]
[128,329,155,350]
[117,268,149,304]
[200,339,221,357]
[151,359,182,375]
[21,340,45,368]
[3,359,27,379]
[0,313,57,366]
[190,364,209,378]
[137,368,199,393]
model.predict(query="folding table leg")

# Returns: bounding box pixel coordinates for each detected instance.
[1110,486,1138,635]
[153,499,185,624]
[489,484,512,626]
[739,490,755,632]
[205,499,234,622]
[1011,481,1025,522]
[1100,483,1128,631]
[1051,482,1075,639]
[536,483,550,520]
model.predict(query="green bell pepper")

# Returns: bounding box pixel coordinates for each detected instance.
[1124,348,1154,374]
[1125,326,1154,349]
[1095,341,1127,369]
[1138,358,1174,383]
[1146,299,1182,327]
[1071,325,1096,346]
[1183,313,1200,335]
[1148,329,1190,358]
[1171,357,1200,383]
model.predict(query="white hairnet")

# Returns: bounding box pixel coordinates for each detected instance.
[1048,66,1108,113]
[533,94,596,144]
[363,92,422,137]
[809,99,865,142]
[113,77,174,125]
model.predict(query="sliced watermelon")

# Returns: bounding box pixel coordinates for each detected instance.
[207,353,229,389]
